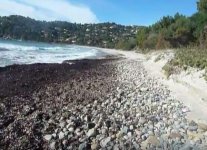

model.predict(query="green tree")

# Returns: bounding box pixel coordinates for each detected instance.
[142,33,158,49]
[115,38,136,50]
[0,15,139,49]
[156,33,170,49]
[137,28,149,48]
[197,0,207,12]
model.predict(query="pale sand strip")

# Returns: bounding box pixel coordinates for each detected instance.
[100,48,207,123]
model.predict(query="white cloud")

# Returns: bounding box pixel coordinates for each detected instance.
[0,0,99,23]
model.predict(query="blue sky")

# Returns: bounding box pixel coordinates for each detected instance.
[70,0,197,25]
[0,0,198,26]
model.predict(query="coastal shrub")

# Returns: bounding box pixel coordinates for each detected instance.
[136,0,207,50]
[205,72,207,80]
[137,28,149,49]
[154,54,163,62]
[142,33,158,49]
[197,0,207,13]
[115,38,136,50]
[156,33,171,49]
[136,48,152,54]
[126,38,137,50]
[175,48,207,69]
[162,63,175,78]
[164,48,207,79]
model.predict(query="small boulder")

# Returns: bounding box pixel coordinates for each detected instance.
[105,120,111,128]
[169,132,182,139]
[198,123,207,132]
[44,134,52,141]
[59,122,66,128]
[49,142,56,150]
[140,87,148,92]
[87,128,96,137]
[68,127,75,132]
[121,126,128,134]
[91,142,98,150]
[88,122,96,129]
[116,131,123,139]
[139,117,146,124]
[145,135,160,146]
[58,131,65,140]
[100,137,111,148]
[79,142,87,150]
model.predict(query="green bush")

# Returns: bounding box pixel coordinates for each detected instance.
[156,33,171,49]
[162,63,175,78]
[142,33,158,49]
[115,38,136,50]
[164,48,207,79]
[197,0,207,13]
[205,72,207,80]
[137,28,149,49]
[136,0,207,50]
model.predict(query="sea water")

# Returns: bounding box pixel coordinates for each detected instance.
[0,39,106,67]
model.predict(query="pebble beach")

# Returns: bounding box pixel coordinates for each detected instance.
[0,56,207,149]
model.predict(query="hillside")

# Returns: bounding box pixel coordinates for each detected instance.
[0,15,139,49]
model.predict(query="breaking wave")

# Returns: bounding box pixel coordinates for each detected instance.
[0,39,106,67]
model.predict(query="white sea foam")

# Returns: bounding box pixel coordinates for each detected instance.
[0,40,105,67]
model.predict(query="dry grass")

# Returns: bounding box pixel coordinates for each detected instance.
[163,48,207,79]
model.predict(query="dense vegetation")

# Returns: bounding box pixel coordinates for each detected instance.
[0,0,206,51]
[162,48,207,77]
[136,0,207,50]
[135,0,207,79]
[0,15,139,50]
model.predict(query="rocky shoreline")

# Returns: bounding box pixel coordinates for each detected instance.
[0,58,207,149]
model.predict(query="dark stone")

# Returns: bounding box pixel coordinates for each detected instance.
[0,58,119,149]
[88,123,96,129]
[105,120,111,128]
[0,115,14,129]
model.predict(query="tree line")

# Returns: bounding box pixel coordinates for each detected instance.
[0,0,206,51]
[137,0,207,51]
[0,15,139,50]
